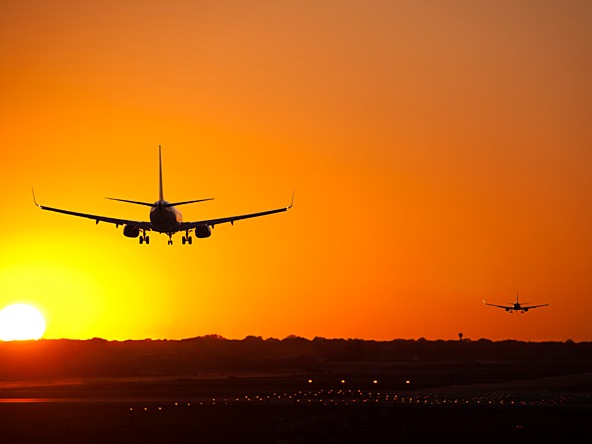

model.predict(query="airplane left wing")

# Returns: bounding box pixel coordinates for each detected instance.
[179,193,294,231]
[33,190,152,230]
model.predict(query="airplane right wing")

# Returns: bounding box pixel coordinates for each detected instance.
[521,303,549,310]
[179,192,294,231]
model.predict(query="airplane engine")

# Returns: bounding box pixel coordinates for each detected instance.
[195,225,212,238]
[123,225,140,238]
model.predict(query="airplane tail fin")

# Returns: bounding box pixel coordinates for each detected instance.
[159,145,164,201]
[107,147,214,208]
[514,290,530,305]
[157,146,215,207]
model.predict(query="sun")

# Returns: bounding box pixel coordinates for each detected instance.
[0,304,46,341]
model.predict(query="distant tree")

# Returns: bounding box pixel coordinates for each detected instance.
[284,334,304,340]
[204,334,225,340]
[458,332,463,341]
[243,335,263,342]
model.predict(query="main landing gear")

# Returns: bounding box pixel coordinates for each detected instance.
[139,231,150,245]
[139,231,194,245]
[182,231,193,245]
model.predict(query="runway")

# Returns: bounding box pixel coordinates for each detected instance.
[0,373,590,443]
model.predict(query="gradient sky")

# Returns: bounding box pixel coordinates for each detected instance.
[2,1,591,342]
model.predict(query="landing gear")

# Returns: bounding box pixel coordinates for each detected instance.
[139,231,150,245]
[182,231,193,245]
[167,233,173,245]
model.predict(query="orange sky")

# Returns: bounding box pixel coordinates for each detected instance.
[1,1,591,342]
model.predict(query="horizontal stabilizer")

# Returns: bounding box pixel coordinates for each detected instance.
[106,197,155,207]
[164,198,214,207]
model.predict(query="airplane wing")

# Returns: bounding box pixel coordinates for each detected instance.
[33,191,152,230]
[179,193,294,231]
[522,303,549,310]
[483,300,511,309]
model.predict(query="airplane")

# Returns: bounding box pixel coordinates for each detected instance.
[483,291,549,313]
[33,146,293,245]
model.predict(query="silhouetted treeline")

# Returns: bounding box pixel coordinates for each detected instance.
[0,336,590,379]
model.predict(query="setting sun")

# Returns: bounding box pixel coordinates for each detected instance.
[0,304,46,341]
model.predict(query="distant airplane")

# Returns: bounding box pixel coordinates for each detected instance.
[33,146,293,245]
[483,291,549,313]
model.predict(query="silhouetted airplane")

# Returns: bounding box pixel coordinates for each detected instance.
[33,146,293,245]
[483,291,549,313]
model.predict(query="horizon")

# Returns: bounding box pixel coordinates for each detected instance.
[4,334,587,345]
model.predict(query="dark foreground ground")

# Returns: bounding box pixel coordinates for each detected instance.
[1,338,591,442]
[1,370,591,443]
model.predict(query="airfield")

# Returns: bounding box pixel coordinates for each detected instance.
[1,338,591,443]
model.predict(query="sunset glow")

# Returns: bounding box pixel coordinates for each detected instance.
[1,1,591,342]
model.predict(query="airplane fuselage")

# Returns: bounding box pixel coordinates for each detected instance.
[506,303,532,313]
[150,200,183,233]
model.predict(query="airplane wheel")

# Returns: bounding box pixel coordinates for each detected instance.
[182,237,186,245]
[188,236,192,245]
[139,236,144,244]
[145,236,150,244]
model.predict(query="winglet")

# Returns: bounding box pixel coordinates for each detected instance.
[288,190,295,209]
[32,187,40,207]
